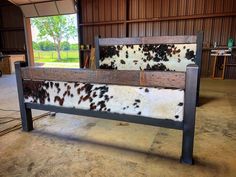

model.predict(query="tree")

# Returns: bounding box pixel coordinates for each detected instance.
[38,40,55,51]
[70,43,79,50]
[32,15,76,60]
[32,41,39,50]
[61,41,70,51]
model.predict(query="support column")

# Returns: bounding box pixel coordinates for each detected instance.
[15,62,33,131]
[23,18,35,66]
[77,0,84,68]
[181,64,198,164]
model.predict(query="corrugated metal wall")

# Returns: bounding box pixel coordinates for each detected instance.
[78,0,236,78]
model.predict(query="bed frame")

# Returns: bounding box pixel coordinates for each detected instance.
[15,62,198,164]
[95,32,203,105]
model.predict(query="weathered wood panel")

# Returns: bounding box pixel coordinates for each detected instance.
[98,36,197,45]
[21,67,186,89]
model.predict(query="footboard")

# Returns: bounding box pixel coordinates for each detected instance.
[15,62,198,164]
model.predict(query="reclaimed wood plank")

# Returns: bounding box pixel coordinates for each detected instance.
[21,67,186,89]
[98,35,197,45]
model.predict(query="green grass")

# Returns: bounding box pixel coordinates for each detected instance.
[34,50,79,63]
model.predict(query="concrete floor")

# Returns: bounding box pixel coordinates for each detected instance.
[0,74,236,177]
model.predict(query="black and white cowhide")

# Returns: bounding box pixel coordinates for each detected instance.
[99,44,196,71]
[23,80,184,121]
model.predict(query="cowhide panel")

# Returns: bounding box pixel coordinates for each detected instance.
[99,44,196,71]
[23,80,184,121]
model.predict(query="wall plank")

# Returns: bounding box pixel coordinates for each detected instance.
[111,0,118,37]
[185,0,195,35]
[160,0,169,36]
[130,0,139,37]
[168,0,177,36]
[177,0,186,35]
[153,0,161,36]
[145,0,153,36]
[92,0,99,37]
[118,0,126,37]
[138,0,145,37]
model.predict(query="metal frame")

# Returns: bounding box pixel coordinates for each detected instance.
[25,103,183,130]
[77,0,84,68]
[195,31,203,105]
[181,64,198,164]
[15,62,33,131]
[95,36,100,68]
[15,62,198,165]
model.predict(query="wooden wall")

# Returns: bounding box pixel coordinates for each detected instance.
[78,0,236,78]
[0,1,26,55]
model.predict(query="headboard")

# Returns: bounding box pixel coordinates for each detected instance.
[95,32,203,105]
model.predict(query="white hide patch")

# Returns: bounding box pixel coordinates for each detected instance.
[99,44,196,71]
[24,81,184,122]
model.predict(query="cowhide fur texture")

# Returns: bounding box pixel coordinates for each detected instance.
[99,44,196,71]
[23,80,184,121]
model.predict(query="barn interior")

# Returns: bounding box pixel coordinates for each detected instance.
[0,0,236,177]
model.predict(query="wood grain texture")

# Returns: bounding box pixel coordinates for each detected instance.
[153,0,161,36]
[78,0,236,79]
[21,67,186,89]
[145,0,153,36]
[185,0,195,35]
[0,3,25,54]
[168,0,177,36]
[0,56,11,74]
[98,35,197,45]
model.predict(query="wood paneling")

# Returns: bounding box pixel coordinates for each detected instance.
[145,0,153,36]
[78,0,236,78]
[153,0,161,36]
[168,0,177,36]
[0,1,26,54]
[0,56,11,74]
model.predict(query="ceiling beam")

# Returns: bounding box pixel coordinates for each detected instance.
[8,0,62,6]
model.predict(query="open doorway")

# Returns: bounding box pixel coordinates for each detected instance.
[31,14,79,68]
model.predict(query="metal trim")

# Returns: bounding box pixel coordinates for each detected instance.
[25,103,183,130]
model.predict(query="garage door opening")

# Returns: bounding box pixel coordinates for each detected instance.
[31,14,79,68]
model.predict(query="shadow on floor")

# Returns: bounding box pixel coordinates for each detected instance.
[31,129,219,171]
[198,96,218,106]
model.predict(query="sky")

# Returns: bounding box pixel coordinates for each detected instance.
[31,14,78,44]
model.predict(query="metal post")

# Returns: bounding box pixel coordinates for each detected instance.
[94,36,100,69]
[195,31,203,106]
[77,0,84,68]
[181,64,198,164]
[15,61,33,131]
